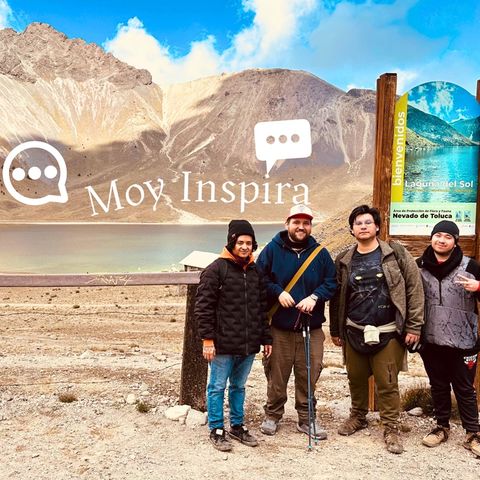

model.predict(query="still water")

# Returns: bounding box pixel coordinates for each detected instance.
[0,223,283,274]
[403,146,479,203]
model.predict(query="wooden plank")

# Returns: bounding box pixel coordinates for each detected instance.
[475,79,480,260]
[476,79,480,405]
[0,271,201,288]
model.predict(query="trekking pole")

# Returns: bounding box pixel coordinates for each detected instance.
[306,314,318,445]
[302,313,315,450]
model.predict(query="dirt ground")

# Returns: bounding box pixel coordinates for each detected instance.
[1,286,479,480]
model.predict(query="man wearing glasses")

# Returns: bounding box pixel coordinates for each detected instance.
[329,205,424,454]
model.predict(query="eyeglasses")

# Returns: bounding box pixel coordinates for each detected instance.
[353,220,375,226]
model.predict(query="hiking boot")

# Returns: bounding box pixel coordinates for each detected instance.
[422,426,449,448]
[209,428,232,452]
[296,421,327,440]
[338,416,368,436]
[229,425,258,447]
[463,432,480,457]
[260,418,279,436]
[384,425,404,454]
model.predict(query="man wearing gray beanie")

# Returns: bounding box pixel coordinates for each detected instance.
[417,220,480,457]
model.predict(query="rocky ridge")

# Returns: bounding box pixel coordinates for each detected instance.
[0,24,375,222]
[0,23,151,88]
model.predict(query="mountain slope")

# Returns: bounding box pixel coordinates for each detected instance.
[406,105,476,147]
[0,24,376,222]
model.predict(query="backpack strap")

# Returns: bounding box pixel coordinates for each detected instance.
[388,240,406,277]
[267,244,323,322]
[217,259,229,290]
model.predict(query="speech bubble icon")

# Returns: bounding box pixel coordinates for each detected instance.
[254,119,312,177]
[2,141,68,206]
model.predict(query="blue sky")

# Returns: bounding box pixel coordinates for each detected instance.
[1,0,479,94]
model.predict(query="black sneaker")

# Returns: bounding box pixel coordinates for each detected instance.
[229,425,259,447]
[209,428,232,452]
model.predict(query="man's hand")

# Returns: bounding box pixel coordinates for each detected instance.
[404,333,420,345]
[263,345,272,358]
[331,336,343,347]
[455,274,480,292]
[202,344,216,362]
[278,291,296,308]
[296,296,316,314]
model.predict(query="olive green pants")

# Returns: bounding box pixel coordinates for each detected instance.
[345,338,405,426]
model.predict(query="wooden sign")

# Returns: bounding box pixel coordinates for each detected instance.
[373,74,480,407]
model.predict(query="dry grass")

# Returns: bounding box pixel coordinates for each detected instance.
[401,383,434,415]
[401,383,460,419]
[58,392,77,403]
[136,401,151,413]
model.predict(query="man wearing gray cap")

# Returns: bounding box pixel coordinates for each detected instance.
[256,204,336,439]
[417,220,480,458]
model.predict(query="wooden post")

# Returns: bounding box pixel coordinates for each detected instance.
[369,73,398,410]
[179,268,208,411]
[373,72,397,240]
[476,79,480,405]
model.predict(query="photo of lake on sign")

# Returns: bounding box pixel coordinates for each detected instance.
[390,81,480,236]
[403,81,480,203]
[403,146,479,203]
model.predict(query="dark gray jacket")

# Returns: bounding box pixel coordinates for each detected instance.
[419,256,479,350]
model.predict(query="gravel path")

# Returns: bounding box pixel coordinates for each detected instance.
[1,286,479,479]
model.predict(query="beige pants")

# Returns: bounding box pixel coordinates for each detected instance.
[263,326,325,424]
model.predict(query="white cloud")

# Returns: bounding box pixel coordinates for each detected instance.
[104,0,478,94]
[393,68,420,94]
[307,0,438,69]
[298,0,447,91]
[453,107,468,122]
[104,0,315,85]
[0,0,12,29]
[224,0,316,69]
[409,95,430,114]
[408,51,479,95]
[431,83,454,116]
[104,17,221,85]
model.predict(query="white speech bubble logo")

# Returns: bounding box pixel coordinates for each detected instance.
[254,119,312,177]
[2,141,68,206]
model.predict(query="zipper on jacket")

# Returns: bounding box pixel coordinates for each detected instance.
[244,271,249,356]
[439,280,442,305]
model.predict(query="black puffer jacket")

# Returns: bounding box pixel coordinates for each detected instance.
[195,257,272,355]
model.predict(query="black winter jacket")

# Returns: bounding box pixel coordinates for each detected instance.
[195,257,272,355]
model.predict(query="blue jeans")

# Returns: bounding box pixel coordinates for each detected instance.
[207,354,256,430]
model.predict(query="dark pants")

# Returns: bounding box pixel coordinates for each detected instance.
[421,344,480,433]
[345,338,405,426]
